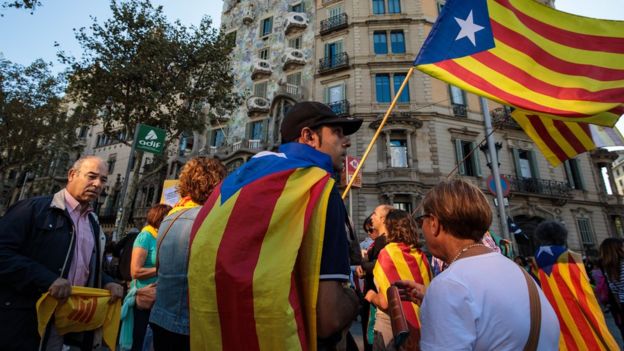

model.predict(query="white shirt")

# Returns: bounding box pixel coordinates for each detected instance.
[420,253,559,351]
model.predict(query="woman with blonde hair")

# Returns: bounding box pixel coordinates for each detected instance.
[149,157,226,350]
[365,209,431,350]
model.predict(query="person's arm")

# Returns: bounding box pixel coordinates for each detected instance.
[394,280,427,305]
[0,199,59,294]
[130,247,157,280]
[364,289,388,311]
[316,281,360,338]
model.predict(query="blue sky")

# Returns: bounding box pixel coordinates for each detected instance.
[0,0,622,133]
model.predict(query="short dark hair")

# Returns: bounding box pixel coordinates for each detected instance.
[535,220,568,246]
[363,215,373,233]
[146,204,172,228]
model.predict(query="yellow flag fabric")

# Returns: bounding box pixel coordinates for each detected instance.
[36,286,121,350]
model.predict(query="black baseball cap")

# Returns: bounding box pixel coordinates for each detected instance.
[280,101,363,142]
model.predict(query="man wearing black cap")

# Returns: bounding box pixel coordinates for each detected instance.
[187,101,363,350]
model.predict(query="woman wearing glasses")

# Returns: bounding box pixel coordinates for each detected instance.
[395,179,559,350]
[364,209,431,350]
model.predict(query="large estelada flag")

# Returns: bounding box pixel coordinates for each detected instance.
[187,144,336,351]
[414,0,624,127]
[373,242,432,342]
[534,246,618,350]
[513,110,624,166]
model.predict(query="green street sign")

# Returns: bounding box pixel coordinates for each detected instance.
[134,124,166,154]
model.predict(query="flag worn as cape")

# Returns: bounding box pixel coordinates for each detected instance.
[373,242,432,341]
[36,286,121,351]
[512,110,624,166]
[414,0,624,126]
[188,143,336,351]
[535,246,618,350]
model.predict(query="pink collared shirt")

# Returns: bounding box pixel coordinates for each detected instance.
[64,189,95,286]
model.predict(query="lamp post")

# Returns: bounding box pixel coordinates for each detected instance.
[479,142,502,171]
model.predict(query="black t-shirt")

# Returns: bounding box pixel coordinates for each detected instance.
[319,185,351,282]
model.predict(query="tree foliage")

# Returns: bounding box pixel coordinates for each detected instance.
[60,0,239,233]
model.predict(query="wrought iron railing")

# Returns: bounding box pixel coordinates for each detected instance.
[491,107,521,129]
[318,52,349,73]
[328,99,350,116]
[452,103,467,117]
[504,174,573,198]
[320,13,348,35]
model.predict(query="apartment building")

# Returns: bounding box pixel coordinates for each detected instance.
[213,0,623,257]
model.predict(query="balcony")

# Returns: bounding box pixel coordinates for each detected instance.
[504,174,573,202]
[251,59,272,80]
[284,12,308,34]
[318,52,349,74]
[277,83,304,101]
[328,99,350,116]
[231,139,265,153]
[247,96,270,115]
[452,103,467,118]
[282,48,306,70]
[491,107,521,130]
[320,13,348,35]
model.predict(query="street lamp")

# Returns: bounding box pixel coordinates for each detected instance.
[479,141,502,170]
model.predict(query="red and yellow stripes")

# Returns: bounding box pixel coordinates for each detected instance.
[417,0,624,126]
[187,167,333,351]
[373,243,432,337]
[536,251,618,351]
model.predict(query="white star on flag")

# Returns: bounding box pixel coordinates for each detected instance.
[537,246,555,257]
[454,10,484,46]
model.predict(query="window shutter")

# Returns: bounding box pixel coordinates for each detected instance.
[455,139,466,175]
[335,40,343,54]
[472,142,482,177]
[529,150,540,178]
[575,159,585,190]
[512,148,522,178]
[262,119,269,142]
[564,160,575,188]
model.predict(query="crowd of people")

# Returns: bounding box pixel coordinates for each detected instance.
[0,101,623,350]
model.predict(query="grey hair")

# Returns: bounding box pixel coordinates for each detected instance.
[535,220,568,246]
[71,155,105,173]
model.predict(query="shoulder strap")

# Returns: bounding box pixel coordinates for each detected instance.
[522,268,541,351]
[156,208,191,271]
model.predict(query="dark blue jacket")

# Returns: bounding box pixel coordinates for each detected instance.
[0,189,112,350]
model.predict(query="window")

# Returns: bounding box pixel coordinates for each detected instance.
[249,120,265,141]
[450,85,466,105]
[564,158,584,190]
[287,72,302,86]
[577,218,594,245]
[372,0,385,14]
[260,17,273,37]
[259,47,269,60]
[390,30,405,53]
[513,149,539,179]
[393,197,412,213]
[376,73,410,103]
[325,83,345,104]
[290,2,304,12]
[393,73,410,103]
[455,140,482,177]
[254,81,268,98]
[373,31,388,54]
[328,5,343,18]
[107,154,116,174]
[375,74,391,103]
[436,1,445,14]
[324,40,343,62]
[211,129,225,147]
[388,0,401,13]
[78,126,88,139]
[178,133,193,156]
[389,139,408,168]
[288,36,302,49]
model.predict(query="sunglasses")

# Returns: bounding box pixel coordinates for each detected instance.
[415,214,431,227]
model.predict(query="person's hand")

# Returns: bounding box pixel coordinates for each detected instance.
[104,282,124,304]
[355,266,365,278]
[364,290,376,303]
[48,278,71,303]
[393,280,426,305]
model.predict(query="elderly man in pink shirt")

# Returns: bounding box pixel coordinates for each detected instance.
[0,155,123,351]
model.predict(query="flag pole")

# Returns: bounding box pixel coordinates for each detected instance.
[342,66,415,199]
[481,97,511,240]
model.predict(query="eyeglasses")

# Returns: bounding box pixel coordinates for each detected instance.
[415,214,431,228]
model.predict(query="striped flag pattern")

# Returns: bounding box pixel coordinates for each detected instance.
[535,250,618,350]
[414,0,624,126]
[373,243,432,341]
[512,110,624,166]
[187,166,334,351]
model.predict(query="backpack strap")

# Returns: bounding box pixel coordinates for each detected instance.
[156,208,191,271]
[522,268,541,351]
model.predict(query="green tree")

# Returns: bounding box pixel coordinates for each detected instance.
[0,58,81,209]
[61,0,239,235]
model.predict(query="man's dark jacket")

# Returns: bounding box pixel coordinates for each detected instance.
[0,189,112,351]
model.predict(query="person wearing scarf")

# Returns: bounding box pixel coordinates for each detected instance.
[119,204,171,351]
